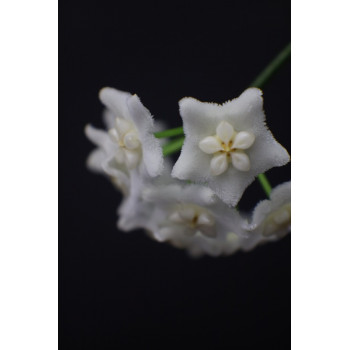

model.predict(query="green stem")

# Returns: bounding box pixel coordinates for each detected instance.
[154,126,184,139]
[162,137,185,156]
[250,43,290,197]
[250,42,291,89]
[257,173,272,197]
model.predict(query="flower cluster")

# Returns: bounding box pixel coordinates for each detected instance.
[85,87,290,257]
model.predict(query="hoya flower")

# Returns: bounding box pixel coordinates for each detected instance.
[85,123,130,195]
[99,87,164,177]
[172,88,290,206]
[242,181,291,251]
[143,183,245,257]
[248,181,291,237]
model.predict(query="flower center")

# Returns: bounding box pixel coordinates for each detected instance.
[168,203,216,238]
[262,203,291,237]
[108,117,142,170]
[198,120,255,176]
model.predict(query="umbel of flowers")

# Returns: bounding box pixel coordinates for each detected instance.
[85,87,290,257]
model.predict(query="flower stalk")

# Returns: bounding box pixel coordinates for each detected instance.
[162,136,185,156]
[154,126,184,139]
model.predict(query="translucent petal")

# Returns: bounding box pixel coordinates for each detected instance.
[123,131,140,150]
[273,206,291,225]
[169,211,184,224]
[198,136,222,154]
[216,121,234,144]
[127,94,164,177]
[114,148,125,164]
[124,149,140,169]
[115,117,132,138]
[108,128,119,143]
[197,212,215,226]
[99,87,131,120]
[210,153,228,176]
[232,131,255,150]
[178,206,196,222]
[85,124,108,149]
[155,227,179,242]
[231,151,250,171]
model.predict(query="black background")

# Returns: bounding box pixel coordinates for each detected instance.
[60,1,291,348]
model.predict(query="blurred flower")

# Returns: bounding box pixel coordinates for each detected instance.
[99,87,164,177]
[242,181,291,251]
[143,183,245,257]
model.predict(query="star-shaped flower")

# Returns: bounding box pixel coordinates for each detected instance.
[143,183,245,257]
[172,88,290,206]
[248,181,291,238]
[98,87,164,177]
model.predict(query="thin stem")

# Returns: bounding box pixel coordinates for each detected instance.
[154,127,184,139]
[251,43,290,196]
[257,173,272,197]
[162,137,185,156]
[250,42,291,89]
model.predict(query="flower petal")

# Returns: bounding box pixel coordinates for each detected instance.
[232,131,255,150]
[127,94,164,177]
[198,136,222,154]
[169,211,183,224]
[108,128,119,143]
[99,87,132,119]
[123,131,140,150]
[114,148,125,164]
[210,153,228,176]
[115,117,132,138]
[231,151,250,171]
[197,212,215,226]
[178,206,196,222]
[216,121,234,144]
[124,149,140,169]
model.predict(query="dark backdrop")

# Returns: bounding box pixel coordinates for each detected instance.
[60,1,291,348]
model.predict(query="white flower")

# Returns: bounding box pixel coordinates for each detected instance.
[99,87,164,177]
[172,88,290,206]
[143,183,245,257]
[242,181,291,251]
[85,123,130,194]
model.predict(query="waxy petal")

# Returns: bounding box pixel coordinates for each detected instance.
[124,149,140,169]
[178,206,196,222]
[216,121,234,144]
[108,128,120,143]
[115,117,132,138]
[232,131,255,150]
[210,153,228,176]
[197,212,215,226]
[114,147,125,164]
[231,150,250,171]
[198,136,222,154]
[123,131,140,150]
